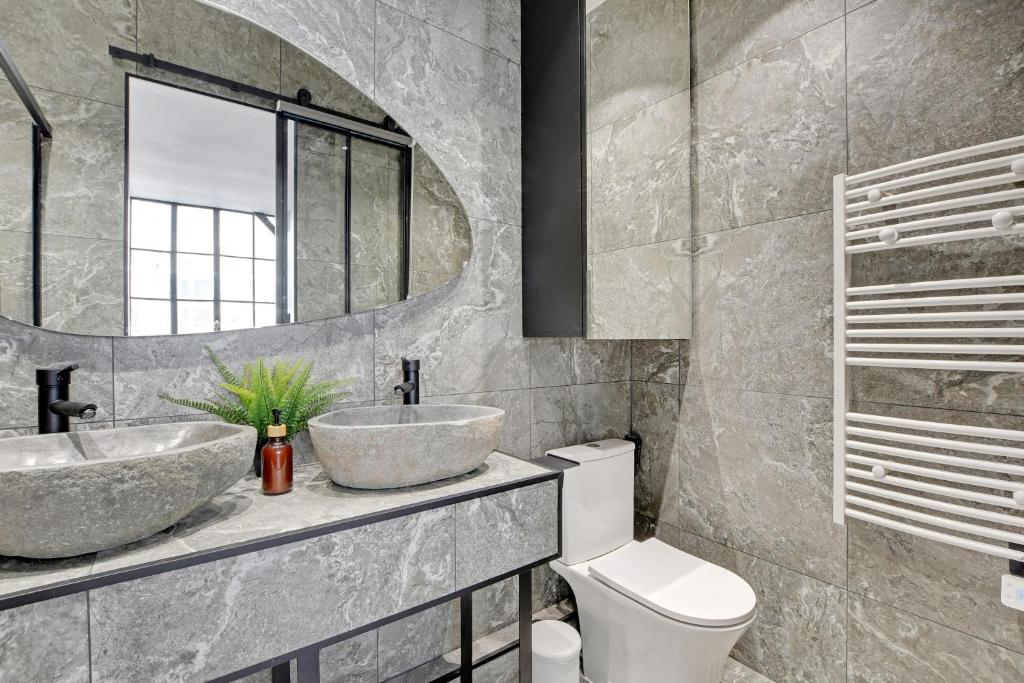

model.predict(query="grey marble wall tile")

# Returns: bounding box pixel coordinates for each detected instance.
[846,0,1024,175]
[319,631,377,683]
[588,90,690,255]
[530,381,631,457]
[295,259,345,322]
[112,311,374,420]
[631,340,688,384]
[0,88,32,239]
[379,0,521,64]
[849,520,1024,656]
[0,230,33,326]
[375,4,521,225]
[848,236,1024,417]
[691,0,844,84]
[351,265,390,313]
[586,0,689,131]
[0,317,113,429]
[672,528,847,683]
[692,20,845,234]
[690,212,833,397]
[206,0,376,96]
[89,508,455,680]
[474,649,518,683]
[351,160,398,271]
[0,0,135,106]
[411,173,472,279]
[138,0,281,92]
[280,41,387,122]
[378,602,459,679]
[37,90,125,243]
[677,384,845,586]
[295,147,345,263]
[373,219,528,398]
[0,593,90,683]
[422,389,532,460]
[848,594,1024,682]
[40,236,123,336]
[528,338,630,388]
[455,481,559,588]
[633,381,681,527]
[587,238,691,340]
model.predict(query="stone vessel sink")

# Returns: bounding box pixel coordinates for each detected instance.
[309,405,504,489]
[0,422,256,559]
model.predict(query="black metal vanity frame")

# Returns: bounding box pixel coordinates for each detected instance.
[0,456,574,682]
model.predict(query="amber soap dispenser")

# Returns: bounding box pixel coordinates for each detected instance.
[261,409,293,495]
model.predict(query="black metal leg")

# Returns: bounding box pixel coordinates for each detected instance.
[519,570,532,683]
[295,649,320,683]
[270,661,290,683]
[460,592,474,682]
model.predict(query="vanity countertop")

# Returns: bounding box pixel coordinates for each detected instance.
[0,452,559,608]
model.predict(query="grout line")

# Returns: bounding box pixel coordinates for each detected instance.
[375,1,518,67]
[585,85,690,137]
[691,208,833,241]
[588,233,691,259]
[691,12,846,88]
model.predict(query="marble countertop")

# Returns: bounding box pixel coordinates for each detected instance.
[0,453,556,606]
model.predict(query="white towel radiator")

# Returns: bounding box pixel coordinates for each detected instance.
[832,134,1024,562]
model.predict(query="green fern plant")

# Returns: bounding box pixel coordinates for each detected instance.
[158,346,351,443]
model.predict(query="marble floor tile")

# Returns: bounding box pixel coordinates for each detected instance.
[693,19,845,234]
[848,594,1024,682]
[677,384,846,587]
[586,0,689,131]
[528,338,630,388]
[847,0,1024,175]
[690,212,833,398]
[691,0,844,84]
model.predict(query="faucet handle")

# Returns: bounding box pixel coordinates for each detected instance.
[36,364,81,386]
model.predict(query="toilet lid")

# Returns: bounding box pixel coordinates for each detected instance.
[587,539,756,627]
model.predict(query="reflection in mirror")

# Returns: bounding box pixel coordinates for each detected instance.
[0,0,471,337]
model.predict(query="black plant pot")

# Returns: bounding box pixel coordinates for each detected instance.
[253,442,265,477]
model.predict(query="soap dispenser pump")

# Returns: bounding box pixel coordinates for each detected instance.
[261,409,293,495]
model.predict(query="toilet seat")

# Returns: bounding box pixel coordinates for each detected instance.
[587,539,756,627]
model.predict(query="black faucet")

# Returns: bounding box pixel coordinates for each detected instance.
[36,364,98,434]
[392,357,420,405]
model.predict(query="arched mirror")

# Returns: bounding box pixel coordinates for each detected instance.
[0,0,471,336]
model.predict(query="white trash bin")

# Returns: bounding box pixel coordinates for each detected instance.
[532,620,581,683]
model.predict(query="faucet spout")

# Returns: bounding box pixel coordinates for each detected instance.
[49,401,98,420]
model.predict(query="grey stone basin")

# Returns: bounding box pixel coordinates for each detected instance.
[308,404,504,489]
[0,422,256,559]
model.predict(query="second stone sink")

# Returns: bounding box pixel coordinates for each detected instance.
[0,422,256,559]
[308,404,504,489]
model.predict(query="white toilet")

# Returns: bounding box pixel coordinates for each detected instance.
[548,439,757,683]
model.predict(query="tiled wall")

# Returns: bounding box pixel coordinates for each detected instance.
[585,0,691,339]
[634,0,1024,681]
[0,0,631,679]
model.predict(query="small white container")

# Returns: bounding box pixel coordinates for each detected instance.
[532,620,581,683]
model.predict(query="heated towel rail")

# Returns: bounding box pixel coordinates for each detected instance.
[833,134,1024,562]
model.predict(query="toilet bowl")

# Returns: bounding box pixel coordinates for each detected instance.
[547,439,757,683]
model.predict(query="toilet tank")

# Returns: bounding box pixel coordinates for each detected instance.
[548,439,635,565]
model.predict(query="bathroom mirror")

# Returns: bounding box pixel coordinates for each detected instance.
[0,0,471,336]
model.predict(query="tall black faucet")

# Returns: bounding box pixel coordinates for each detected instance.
[392,357,420,405]
[36,364,98,434]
